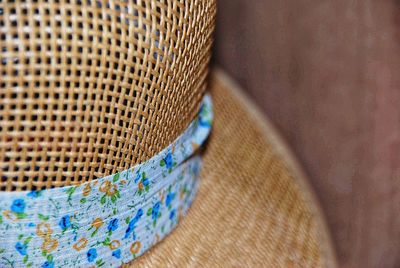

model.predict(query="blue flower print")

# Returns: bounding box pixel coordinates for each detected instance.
[160,152,175,172]
[199,103,212,127]
[169,209,176,220]
[147,201,162,227]
[11,199,25,214]
[164,153,173,169]
[124,209,143,239]
[199,115,211,127]
[59,215,71,231]
[134,172,141,183]
[41,261,55,268]
[87,248,97,262]
[112,249,121,259]
[137,172,150,195]
[27,190,40,198]
[166,192,175,207]
[143,177,149,187]
[152,202,161,220]
[15,242,27,255]
[108,218,119,232]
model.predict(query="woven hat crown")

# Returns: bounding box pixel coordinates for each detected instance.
[0,0,216,191]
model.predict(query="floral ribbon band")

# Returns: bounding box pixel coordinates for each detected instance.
[0,95,213,268]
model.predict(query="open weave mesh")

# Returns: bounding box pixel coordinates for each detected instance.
[0,0,216,191]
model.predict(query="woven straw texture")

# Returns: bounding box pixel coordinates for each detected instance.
[0,0,216,191]
[126,70,338,267]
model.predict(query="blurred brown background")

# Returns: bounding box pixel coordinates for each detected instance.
[213,1,400,267]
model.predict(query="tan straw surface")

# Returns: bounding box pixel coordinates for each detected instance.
[0,0,216,191]
[1,0,338,265]
[127,69,338,267]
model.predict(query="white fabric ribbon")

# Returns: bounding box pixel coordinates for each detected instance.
[0,95,213,268]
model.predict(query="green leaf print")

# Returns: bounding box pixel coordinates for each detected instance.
[38,214,49,221]
[66,187,76,198]
[147,208,152,216]
[100,195,107,205]
[96,258,105,267]
[113,173,120,182]
[23,236,32,245]
[102,237,111,246]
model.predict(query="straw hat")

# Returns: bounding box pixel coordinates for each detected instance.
[0,0,337,267]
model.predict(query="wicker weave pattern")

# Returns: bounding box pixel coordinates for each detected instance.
[0,0,216,191]
[126,71,337,268]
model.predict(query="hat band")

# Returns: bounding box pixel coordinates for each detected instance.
[0,95,213,267]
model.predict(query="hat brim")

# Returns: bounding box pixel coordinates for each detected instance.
[126,68,337,267]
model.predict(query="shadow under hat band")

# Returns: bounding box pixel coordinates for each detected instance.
[0,95,213,267]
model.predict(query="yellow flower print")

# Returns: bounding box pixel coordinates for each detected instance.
[138,182,144,191]
[42,237,58,252]
[73,237,88,251]
[106,184,118,197]
[130,241,141,255]
[83,184,91,197]
[88,218,103,236]
[92,218,103,229]
[109,240,121,250]
[99,181,121,204]
[3,210,18,221]
[159,190,165,203]
[179,188,185,200]
[191,142,200,150]
[36,222,53,237]
[99,181,111,193]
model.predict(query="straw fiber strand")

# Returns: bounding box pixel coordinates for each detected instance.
[0,0,216,191]
[127,71,337,267]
